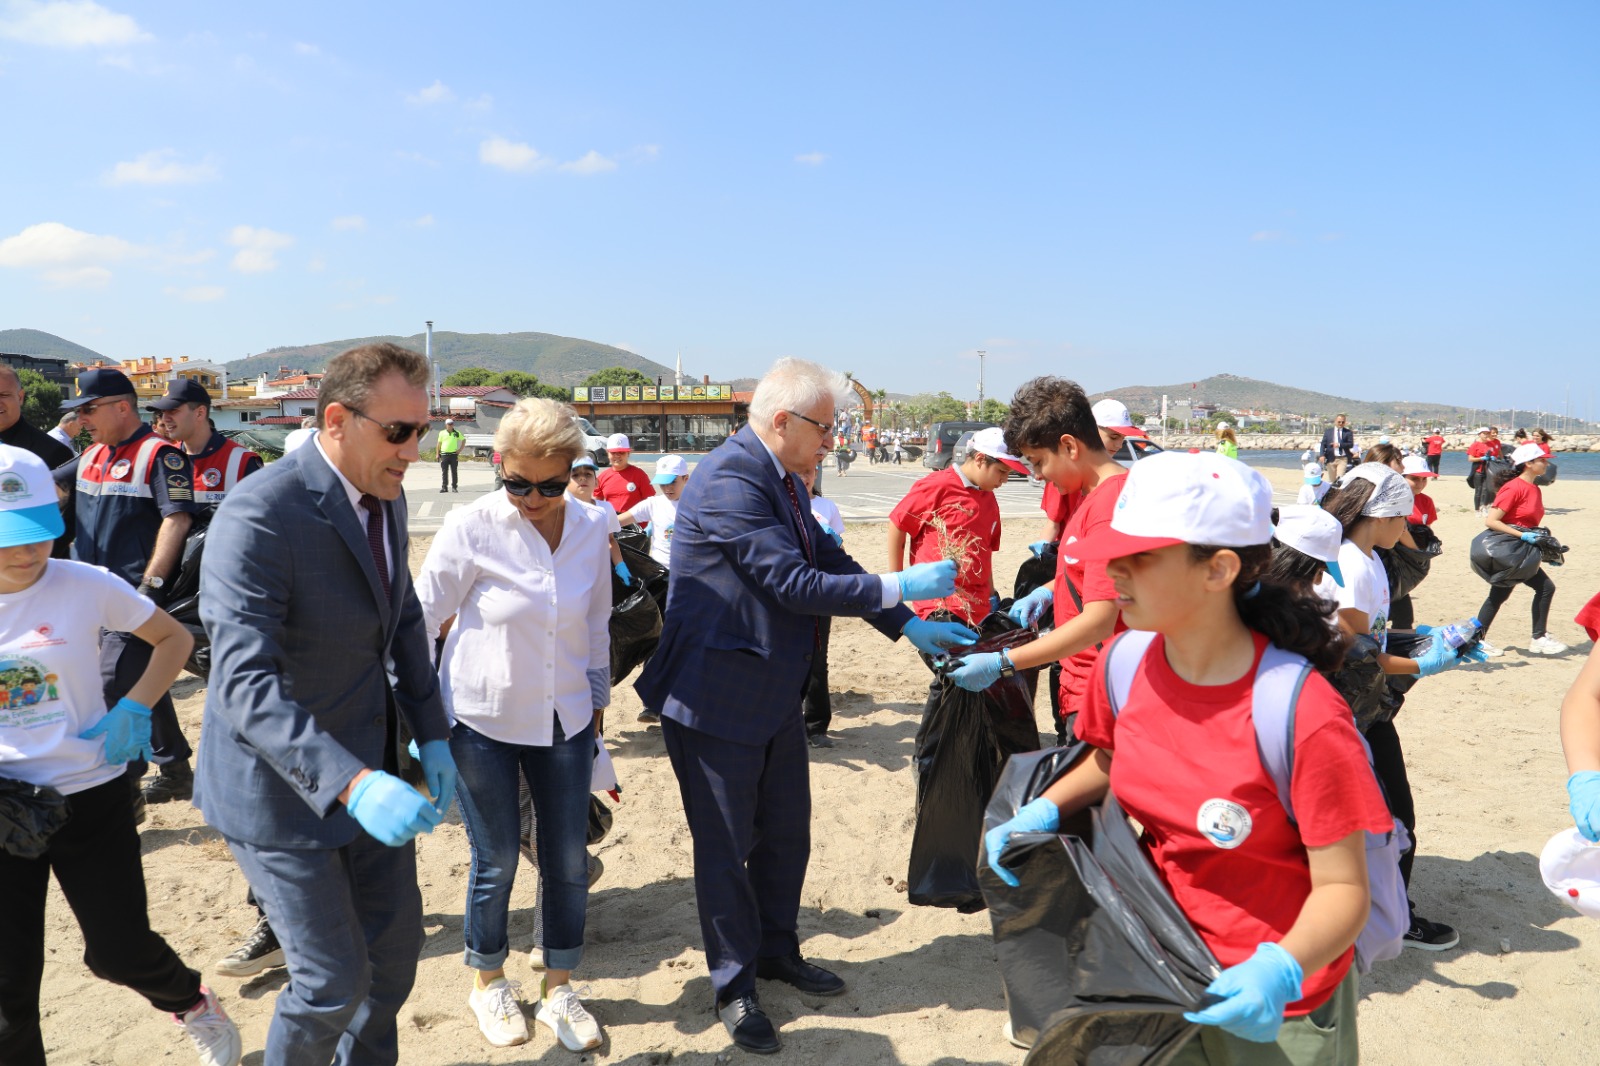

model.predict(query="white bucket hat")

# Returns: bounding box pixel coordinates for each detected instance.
[1273,505,1344,586]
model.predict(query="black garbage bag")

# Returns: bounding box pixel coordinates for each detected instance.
[1015,542,1058,601]
[587,794,614,846]
[1535,459,1558,486]
[1377,523,1442,602]
[1470,529,1544,587]
[162,522,212,678]
[1329,634,1394,733]
[1518,525,1571,568]
[982,747,1219,1061]
[0,775,71,859]
[616,527,670,613]
[609,570,663,684]
[907,614,1043,912]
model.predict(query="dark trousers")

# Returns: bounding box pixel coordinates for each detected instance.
[1478,569,1556,641]
[1426,453,1441,475]
[1390,593,1415,631]
[0,777,202,1065]
[803,617,833,736]
[439,451,459,490]
[1472,466,1495,510]
[1366,717,1417,891]
[662,712,810,1006]
[100,628,186,770]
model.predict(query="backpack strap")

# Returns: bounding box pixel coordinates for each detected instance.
[1103,629,1159,718]
[1248,643,1314,825]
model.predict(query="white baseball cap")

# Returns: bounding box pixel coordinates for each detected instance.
[1400,455,1437,479]
[445,418,454,424]
[967,427,1030,475]
[1476,426,1492,435]
[1510,442,1546,466]
[0,444,66,548]
[1069,450,1273,561]
[1304,462,1324,485]
[1540,828,1600,920]
[652,454,689,484]
[1216,421,1231,430]
[1273,505,1344,586]
[605,433,632,452]
[1091,398,1143,437]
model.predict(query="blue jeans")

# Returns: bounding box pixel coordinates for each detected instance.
[452,717,595,972]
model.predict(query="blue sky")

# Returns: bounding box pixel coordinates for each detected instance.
[2,1,1595,413]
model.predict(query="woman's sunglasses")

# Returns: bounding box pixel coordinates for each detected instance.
[503,474,570,498]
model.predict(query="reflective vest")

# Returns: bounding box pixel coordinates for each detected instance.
[191,438,258,505]
[77,434,172,504]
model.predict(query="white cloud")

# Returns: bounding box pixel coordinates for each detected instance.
[0,221,142,267]
[1250,230,1287,243]
[103,149,218,186]
[330,215,366,231]
[794,151,827,166]
[411,214,435,227]
[306,255,326,272]
[0,0,151,47]
[631,144,661,163]
[292,41,318,55]
[560,150,617,175]
[465,92,493,111]
[479,136,548,173]
[43,266,112,288]
[406,79,454,104]
[227,225,294,273]
[395,150,438,167]
[164,284,225,302]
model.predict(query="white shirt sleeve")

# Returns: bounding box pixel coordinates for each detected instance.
[415,511,480,643]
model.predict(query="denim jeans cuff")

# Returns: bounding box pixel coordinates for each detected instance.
[463,944,510,971]
[542,945,584,972]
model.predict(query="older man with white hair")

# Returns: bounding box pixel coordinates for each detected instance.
[636,357,977,1055]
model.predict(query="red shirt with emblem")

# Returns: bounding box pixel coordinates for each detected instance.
[1408,491,1437,527]
[1053,472,1128,710]
[1076,632,1393,1014]
[1492,477,1544,528]
[889,467,1001,625]
[597,465,655,519]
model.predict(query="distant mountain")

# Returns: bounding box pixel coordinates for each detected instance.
[0,329,105,363]
[224,331,689,388]
[1096,373,1495,427]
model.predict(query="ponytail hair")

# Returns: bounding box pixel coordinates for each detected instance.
[1490,460,1523,494]
[1190,542,1343,674]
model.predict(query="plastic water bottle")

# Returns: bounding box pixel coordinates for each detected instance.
[1439,617,1482,650]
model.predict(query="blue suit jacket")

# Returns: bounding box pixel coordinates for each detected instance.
[634,426,913,744]
[193,444,449,849]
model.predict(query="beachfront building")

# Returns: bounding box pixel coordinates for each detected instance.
[570,379,749,453]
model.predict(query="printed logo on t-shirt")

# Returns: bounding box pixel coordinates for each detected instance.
[1197,798,1253,849]
[1061,534,1080,566]
[0,473,32,503]
[626,482,637,492]
[0,656,63,729]
[110,458,133,480]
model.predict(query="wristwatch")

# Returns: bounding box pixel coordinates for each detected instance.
[997,648,1016,679]
[143,575,165,589]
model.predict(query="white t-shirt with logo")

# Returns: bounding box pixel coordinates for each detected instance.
[627,496,679,568]
[0,561,156,794]
[1316,541,1390,653]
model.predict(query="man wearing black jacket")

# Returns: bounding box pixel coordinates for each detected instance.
[1319,413,1356,483]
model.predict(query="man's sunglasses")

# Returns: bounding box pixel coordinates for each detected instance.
[503,474,570,498]
[349,407,431,444]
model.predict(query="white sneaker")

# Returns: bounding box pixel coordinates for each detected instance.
[537,979,603,1051]
[1477,640,1504,658]
[1529,635,1569,655]
[469,977,530,1047]
[174,986,242,1066]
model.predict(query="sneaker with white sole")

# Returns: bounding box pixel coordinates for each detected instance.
[1529,635,1569,655]
[469,977,530,1047]
[214,915,285,978]
[174,986,242,1066]
[537,978,603,1051]
[1477,640,1504,658]
[1403,914,1460,951]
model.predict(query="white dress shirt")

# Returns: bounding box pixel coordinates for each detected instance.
[416,491,612,746]
[312,433,389,581]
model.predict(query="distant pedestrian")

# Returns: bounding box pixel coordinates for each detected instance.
[1319,414,1356,482]
[47,410,82,455]
[438,418,464,492]
[1422,428,1445,475]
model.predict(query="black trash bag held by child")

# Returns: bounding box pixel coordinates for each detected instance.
[1015,542,1059,601]
[615,526,670,613]
[1535,459,1558,487]
[1376,523,1441,602]
[163,522,212,679]
[608,570,663,684]
[1470,529,1544,587]
[906,614,1042,912]
[981,747,1219,1063]
[0,775,71,860]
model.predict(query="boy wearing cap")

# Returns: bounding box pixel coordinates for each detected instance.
[887,427,1022,626]
[1400,455,1438,527]
[1032,398,1138,551]
[568,456,630,581]
[619,455,689,569]
[597,434,656,519]
[150,379,263,511]
[1297,463,1330,507]
[0,444,242,1066]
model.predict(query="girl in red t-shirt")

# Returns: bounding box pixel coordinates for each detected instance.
[984,452,1391,1064]
[1477,443,1565,655]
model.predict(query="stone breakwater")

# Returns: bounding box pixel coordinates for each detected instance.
[1157,434,1600,453]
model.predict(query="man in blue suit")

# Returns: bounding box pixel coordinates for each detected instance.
[637,358,977,1054]
[195,343,458,1066]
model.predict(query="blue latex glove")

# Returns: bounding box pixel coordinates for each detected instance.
[984,796,1061,887]
[78,697,153,764]
[1415,634,1489,676]
[1008,586,1053,628]
[1184,942,1304,1042]
[901,617,978,656]
[947,651,1003,692]
[1027,541,1051,558]
[416,739,458,816]
[1569,771,1600,842]
[346,770,443,846]
[614,560,633,583]
[1520,531,1541,543]
[897,559,959,601]
[1413,624,1434,636]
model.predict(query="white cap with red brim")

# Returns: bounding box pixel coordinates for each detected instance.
[968,426,1030,476]
[1510,442,1546,466]
[1067,450,1274,561]
[1400,455,1438,479]
[1091,398,1145,438]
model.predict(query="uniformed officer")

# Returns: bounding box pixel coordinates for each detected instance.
[54,368,199,811]
[438,417,464,492]
[148,378,263,510]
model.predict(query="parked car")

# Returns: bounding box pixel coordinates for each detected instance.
[922,420,996,471]
[1112,436,1165,468]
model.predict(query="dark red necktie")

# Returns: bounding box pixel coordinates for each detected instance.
[782,474,821,652]
[359,494,391,600]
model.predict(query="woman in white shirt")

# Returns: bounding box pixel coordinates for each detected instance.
[416,399,610,1053]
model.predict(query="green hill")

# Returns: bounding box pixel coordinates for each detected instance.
[0,329,105,363]
[1096,373,1518,428]
[226,331,683,388]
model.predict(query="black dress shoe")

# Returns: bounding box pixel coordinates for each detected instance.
[756,953,846,996]
[718,994,780,1054]
[806,733,834,749]
[141,760,193,804]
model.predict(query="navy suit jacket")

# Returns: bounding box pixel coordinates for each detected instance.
[1319,426,1355,464]
[193,443,449,849]
[635,426,913,745]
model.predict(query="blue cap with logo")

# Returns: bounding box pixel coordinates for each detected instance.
[0,445,66,547]
[61,367,137,410]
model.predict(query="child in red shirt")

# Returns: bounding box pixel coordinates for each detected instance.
[1400,455,1438,527]
[595,433,656,520]
[1477,442,1564,655]
[984,452,1392,1062]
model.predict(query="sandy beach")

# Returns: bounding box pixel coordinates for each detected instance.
[36,463,1600,1065]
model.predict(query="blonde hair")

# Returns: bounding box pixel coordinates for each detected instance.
[1217,425,1238,444]
[494,398,586,463]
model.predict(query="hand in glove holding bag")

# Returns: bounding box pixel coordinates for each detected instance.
[1027,541,1052,558]
[78,697,153,764]
[895,560,959,601]
[1008,586,1053,628]
[1184,942,1304,1043]
[946,651,1006,692]
[614,560,633,584]
[1520,531,1542,543]
[901,617,978,656]
[984,796,1060,887]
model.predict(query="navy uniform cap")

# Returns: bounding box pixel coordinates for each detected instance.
[147,377,213,411]
[61,368,137,410]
